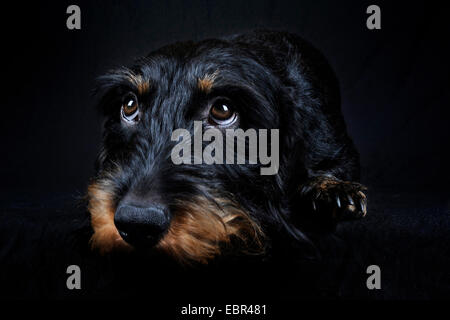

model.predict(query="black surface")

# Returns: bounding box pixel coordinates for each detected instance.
[0,0,449,301]
[0,189,448,299]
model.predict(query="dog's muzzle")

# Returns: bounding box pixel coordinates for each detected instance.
[114,203,170,247]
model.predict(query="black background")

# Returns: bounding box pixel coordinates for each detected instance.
[1,0,449,196]
[0,0,449,302]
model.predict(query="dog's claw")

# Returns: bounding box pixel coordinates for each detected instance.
[360,199,367,216]
[301,185,313,195]
[347,195,354,206]
[301,176,367,220]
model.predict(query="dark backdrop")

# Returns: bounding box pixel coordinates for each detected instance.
[0,0,449,302]
[1,0,449,196]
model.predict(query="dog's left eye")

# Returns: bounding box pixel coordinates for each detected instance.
[121,94,139,123]
[209,100,237,126]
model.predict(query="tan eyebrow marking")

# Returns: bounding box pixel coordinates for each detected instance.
[197,70,219,93]
[128,73,150,95]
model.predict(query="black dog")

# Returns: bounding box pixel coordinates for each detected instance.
[88,30,367,265]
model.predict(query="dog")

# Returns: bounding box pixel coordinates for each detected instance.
[87,30,367,265]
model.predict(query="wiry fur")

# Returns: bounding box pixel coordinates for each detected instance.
[157,195,264,264]
[88,30,366,264]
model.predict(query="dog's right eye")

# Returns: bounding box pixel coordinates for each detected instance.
[121,94,139,123]
[209,99,237,126]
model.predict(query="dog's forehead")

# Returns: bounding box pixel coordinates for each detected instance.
[133,44,267,96]
[136,58,219,93]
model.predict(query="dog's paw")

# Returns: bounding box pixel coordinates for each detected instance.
[300,175,367,221]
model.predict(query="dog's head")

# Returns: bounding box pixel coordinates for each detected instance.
[88,34,333,264]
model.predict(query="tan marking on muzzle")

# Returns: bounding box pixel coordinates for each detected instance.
[87,181,132,254]
[157,195,264,265]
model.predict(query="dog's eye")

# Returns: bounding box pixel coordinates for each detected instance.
[209,100,236,126]
[121,95,139,123]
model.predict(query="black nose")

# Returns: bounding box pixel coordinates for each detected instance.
[114,204,170,247]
